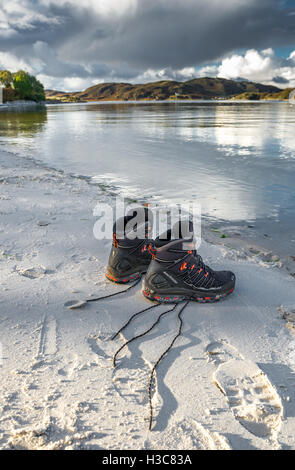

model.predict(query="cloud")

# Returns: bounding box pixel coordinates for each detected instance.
[204,49,295,87]
[135,67,197,83]
[272,76,289,84]
[0,51,36,73]
[0,0,294,90]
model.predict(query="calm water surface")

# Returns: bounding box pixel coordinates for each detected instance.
[1,101,295,253]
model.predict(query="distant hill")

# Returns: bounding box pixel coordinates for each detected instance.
[45,77,283,102]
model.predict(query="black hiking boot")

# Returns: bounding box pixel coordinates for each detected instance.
[106,207,155,284]
[142,220,235,302]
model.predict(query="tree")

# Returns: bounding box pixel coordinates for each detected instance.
[13,70,33,99]
[12,70,45,102]
[29,75,46,102]
[0,70,13,87]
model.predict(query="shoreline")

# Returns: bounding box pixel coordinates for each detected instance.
[2,144,294,278]
[0,100,45,112]
[0,98,290,112]
[1,147,295,450]
[45,98,290,105]
[203,222,295,279]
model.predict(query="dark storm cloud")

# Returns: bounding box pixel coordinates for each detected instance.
[272,76,290,84]
[0,0,294,84]
[71,0,295,70]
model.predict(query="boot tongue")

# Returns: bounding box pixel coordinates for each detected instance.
[171,220,194,241]
[156,219,195,251]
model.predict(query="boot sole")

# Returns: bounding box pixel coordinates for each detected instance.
[142,286,235,303]
[105,271,143,284]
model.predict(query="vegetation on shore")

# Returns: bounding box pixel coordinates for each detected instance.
[233,88,294,101]
[1,72,292,104]
[45,77,284,103]
[45,91,83,103]
[0,69,45,102]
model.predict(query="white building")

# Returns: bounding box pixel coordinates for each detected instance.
[0,86,4,105]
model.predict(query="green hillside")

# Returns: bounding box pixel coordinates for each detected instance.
[233,88,294,101]
[45,77,282,102]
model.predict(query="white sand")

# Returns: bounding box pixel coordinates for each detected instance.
[1,148,295,450]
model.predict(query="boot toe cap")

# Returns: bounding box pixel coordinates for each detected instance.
[216,270,236,286]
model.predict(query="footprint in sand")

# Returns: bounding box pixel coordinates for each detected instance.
[18,267,47,279]
[30,315,58,370]
[206,340,283,441]
[206,340,243,366]
[145,418,231,450]
[57,354,80,380]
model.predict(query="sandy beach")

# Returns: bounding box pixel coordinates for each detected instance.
[1,148,295,450]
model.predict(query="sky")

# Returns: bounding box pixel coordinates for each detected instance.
[0,0,295,91]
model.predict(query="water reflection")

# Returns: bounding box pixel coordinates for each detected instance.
[0,108,47,138]
[0,102,294,231]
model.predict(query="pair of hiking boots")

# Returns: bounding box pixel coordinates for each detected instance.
[106,208,235,303]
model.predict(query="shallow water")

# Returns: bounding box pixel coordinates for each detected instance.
[1,101,295,255]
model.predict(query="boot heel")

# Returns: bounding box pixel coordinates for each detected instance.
[106,272,141,284]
